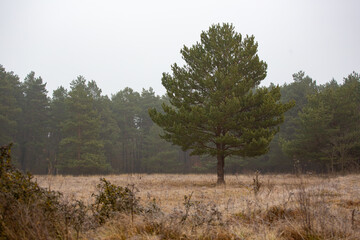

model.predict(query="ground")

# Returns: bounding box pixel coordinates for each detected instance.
[34,174,360,239]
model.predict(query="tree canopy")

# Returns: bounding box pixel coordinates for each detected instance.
[284,72,360,172]
[0,28,359,176]
[149,23,294,184]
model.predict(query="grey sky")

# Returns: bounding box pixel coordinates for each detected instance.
[0,0,359,97]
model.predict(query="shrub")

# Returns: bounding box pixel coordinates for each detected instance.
[0,144,88,240]
[92,178,142,224]
[252,170,262,196]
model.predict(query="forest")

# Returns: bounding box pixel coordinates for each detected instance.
[0,64,359,175]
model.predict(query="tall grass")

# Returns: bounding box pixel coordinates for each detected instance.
[33,172,360,239]
[2,144,359,239]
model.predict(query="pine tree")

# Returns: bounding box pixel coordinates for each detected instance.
[0,65,22,147]
[141,124,182,173]
[284,72,360,172]
[87,80,121,171]
[19,72,49,173]
[58,76,108,174]
[111,88,141,173]
[47,86,68,174]
[149,23,293,184]
[248,72,319,172]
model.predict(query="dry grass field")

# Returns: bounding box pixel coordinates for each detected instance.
[34,174,360,240]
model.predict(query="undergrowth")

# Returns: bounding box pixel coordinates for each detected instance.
[0,144,141,240]
[1,144,360,239]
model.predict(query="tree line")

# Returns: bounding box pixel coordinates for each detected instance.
[0,67,187,174]
[244,71,360,173]
[0,64,359,175]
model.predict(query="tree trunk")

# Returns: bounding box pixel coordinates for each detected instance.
[217,153,225,185]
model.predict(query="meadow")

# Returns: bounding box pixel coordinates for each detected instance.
[33,173,360,240]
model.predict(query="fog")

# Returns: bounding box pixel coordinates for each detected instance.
[0,0,359,96]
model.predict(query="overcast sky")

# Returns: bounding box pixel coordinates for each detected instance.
[0,0,359,97]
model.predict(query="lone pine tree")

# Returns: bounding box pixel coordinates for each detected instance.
[149,23,293,184]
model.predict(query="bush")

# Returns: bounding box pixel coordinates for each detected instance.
[92,178,142,224]
[0,144,88,240]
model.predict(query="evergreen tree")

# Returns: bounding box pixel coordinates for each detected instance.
[87,80,121,171]
[284,72,360,172]
[246,72,319,172]
[337,72,360,169]
[280,71,319,140]
[136,88,163,171]
[0,65,22,148]
[284,96,335,171]
[149,23,293,184]
[58,76,108,174]
[47,86,68,174]
[141,124,182,173]
[138,88,162,134]
[19,72,49,173]
[111,88,141,173]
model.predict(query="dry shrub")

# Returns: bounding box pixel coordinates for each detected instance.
[252,170,262,197]
[3,147,360,240]
[264,205,296,223]
[340,200,360,208]
[196,227,236,240]
[0,144,91,240]
[0,144,64,239]
[91,214,185,240]
[91,178,141,224]
[279,224,323,240]
[92,214,236,240]
[278,179,359,240]
[177,192,223,228]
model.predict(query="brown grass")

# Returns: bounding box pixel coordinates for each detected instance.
[34,174,360,239]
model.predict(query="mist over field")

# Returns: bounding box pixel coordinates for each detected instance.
[1,65,359,176]
[1,1,359,176]
[1,1,360,239]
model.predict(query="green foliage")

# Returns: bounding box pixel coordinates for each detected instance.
[58,76,109,174]
[47,86,68,174]
[0,144,89,239]
[111,88,142,173]
[0,65,22,149]
[92,178,141,224]
[18,71,50,173]
[97,95,121,172]
[141,125,184,173]
[144,150,181,173]
[0,144,60,210]
[284,72,360,172]
[1,60,359,174]
[149,23,293,182]
[280,72,319,141]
